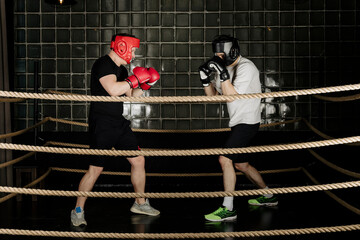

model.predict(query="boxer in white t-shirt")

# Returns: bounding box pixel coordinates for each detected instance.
[199,35,278,222]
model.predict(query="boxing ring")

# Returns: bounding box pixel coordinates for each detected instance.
[0,84,360,238]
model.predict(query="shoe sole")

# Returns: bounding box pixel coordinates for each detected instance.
[71,220,87,227]
[205,215,237,222]
[130,207,160,216]
[248,201,278,206]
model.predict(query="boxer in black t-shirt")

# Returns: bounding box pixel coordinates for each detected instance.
[70,34,160,227]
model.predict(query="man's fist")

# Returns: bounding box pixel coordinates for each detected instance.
[198,61,212,87]
[207,56,230,81]
[126,67,151,89]
[140,67,160,90]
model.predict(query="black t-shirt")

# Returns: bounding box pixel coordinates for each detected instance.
[89,55,128,119]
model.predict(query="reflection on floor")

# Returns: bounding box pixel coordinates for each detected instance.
[0,171,359,240]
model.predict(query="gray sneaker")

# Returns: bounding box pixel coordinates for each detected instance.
[70,208,87,227]
[130,199,160,216]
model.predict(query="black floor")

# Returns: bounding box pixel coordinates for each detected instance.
[0,170,359,240]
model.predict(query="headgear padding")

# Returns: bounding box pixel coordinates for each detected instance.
[110,34,140,64]
[212,35,240,66]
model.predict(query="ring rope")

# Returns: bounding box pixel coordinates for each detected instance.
[302,118,333,140]
[48,116,88,127]
[0,89,72,103]
[313,92,360,102]
[2,86,360,104]
[43,118,360,150]
[0,167,298,203]
[48,89,360,102]
[0,114,352,141]
[0,141,166,169]
[0,180,359,198]
[307,149,360,179]
[50,167,302,177]
[47,142,360,179]
[0,142,52,169]
[2,135,359,182]
[40,116,360,141]
[0,152,35,169]
[302,118,360,146]
[3,143,356,181]
[47,88,360,103]
[0,114,350,141]
[1,84,360,103]
[0,97,25,102]
[0,117,300,140]
[42,140,360,179]
[43,89,73,95]
[302,168,360,215]
[0,168,51,204]
[1,224,359,239]
[48,117,301,133]
[1,136,359,156]
[47,140,165,150]
[47,141,90,149]
[0,117,50,140]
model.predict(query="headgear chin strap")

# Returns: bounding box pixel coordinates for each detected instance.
[212,35,240,66]
[110,35,140,64]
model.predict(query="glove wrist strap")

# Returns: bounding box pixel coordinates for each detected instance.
[126,75,140,88]
[220,72,230,82]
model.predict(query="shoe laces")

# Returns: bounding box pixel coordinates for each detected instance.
[75,211,84,218]
[213,207,226,215]
[257,195,275,202]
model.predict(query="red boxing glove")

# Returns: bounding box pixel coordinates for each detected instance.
[140,67,160,90]
[126,67,151,89]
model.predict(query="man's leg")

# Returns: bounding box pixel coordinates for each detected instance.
[219,155,237,211]
[234,162,278,206]
[128,156,160,216]
[71,165,103,226]
[234,162,266,189]
[219,155,237,192]
[127,156,146,204]
[204,156,237,222]
[75,165,103,208]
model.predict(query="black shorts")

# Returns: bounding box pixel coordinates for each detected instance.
[223,123,259,163]
[89,115,140,168]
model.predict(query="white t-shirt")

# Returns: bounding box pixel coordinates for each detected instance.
[211,56,261,127]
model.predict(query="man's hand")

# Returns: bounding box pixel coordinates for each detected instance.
[207,56,230,82]
[140,67,160,90]
[126,67,152,88]
[198,61,212,87]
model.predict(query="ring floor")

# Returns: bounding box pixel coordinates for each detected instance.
[0,171,359,240]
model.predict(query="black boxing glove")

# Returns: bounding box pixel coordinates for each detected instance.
[198,61,212,87]
[207,56,230,82]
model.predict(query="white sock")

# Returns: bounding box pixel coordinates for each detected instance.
[222,196,234,211]
[263,186,273,198]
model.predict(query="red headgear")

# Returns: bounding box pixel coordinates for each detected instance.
[110,35,140,64]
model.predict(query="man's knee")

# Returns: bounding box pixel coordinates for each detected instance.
[88,165,103,177]
[128,156,145,168]
[219,156,233,168]
[234,162,250,172]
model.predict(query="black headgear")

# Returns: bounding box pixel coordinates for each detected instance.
[212,35,240,66]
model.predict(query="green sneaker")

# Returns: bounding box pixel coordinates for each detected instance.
[204,207,237,222]
[248,196,278,206]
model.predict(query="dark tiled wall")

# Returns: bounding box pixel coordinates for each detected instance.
[13,0,360,132]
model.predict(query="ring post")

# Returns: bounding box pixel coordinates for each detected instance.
[33,61,39,159]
